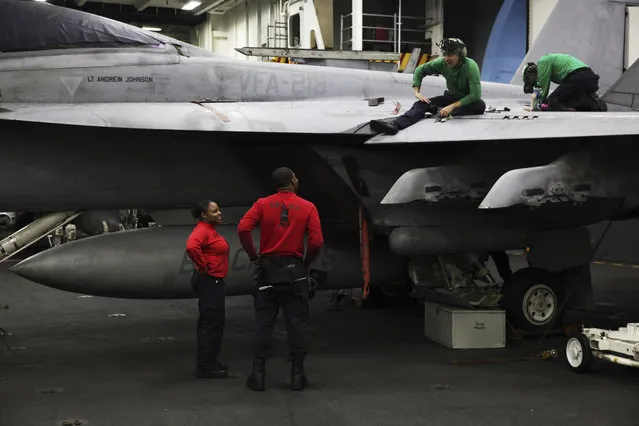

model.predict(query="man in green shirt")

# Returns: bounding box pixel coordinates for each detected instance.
[370,38,486,135]
[522,53,607,111]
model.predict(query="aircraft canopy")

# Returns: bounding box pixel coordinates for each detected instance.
[0,0,197,53]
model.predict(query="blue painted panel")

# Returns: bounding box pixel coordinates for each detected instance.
[481,0,527,83]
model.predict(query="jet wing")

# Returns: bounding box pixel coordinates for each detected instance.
[1,99,639,142]
[364,110,639,143]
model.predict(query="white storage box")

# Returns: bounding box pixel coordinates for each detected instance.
[424,301,506,349]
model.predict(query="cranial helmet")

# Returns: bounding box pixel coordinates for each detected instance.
[437,38,467,58]
[522,61,538,93]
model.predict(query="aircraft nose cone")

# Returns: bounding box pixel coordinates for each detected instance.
[9,227,198,299]
[10,243,98,295]
[10,257,32,278]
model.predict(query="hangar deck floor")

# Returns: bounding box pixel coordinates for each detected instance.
[1,256,638,426]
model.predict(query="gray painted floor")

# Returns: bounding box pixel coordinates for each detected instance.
[1,256,638,426]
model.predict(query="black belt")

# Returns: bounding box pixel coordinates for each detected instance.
[259,255,304,265]
[194,272,224,281]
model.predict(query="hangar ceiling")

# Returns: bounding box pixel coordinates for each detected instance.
[44,0,247,33]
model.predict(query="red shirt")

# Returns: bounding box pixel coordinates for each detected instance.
[185,221,230,278]
[237,190,324,263]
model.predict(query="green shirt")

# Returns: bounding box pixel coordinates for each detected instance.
[412,57,482,106]
[536,53,589,100]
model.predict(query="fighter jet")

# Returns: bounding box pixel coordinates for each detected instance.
[2,0,639,333]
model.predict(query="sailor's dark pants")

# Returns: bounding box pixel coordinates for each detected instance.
[396,92,486,129]
[191,273,226,371]
[251,256,310,362]
[546,67,602,111]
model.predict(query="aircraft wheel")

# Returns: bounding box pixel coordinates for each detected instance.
[565,332,592,373]
[501,267,564,332]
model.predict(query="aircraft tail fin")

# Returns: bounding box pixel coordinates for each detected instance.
[602,58,639,111]
[511,0,639,96]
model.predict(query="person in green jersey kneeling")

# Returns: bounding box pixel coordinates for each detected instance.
[522,53,607,112]
[370,38,486,135]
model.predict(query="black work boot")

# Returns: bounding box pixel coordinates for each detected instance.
[195,361,229,379]
[369,119,400,135]
[290,360,308,391]
[196,361,229,379]
[246,359,266,391]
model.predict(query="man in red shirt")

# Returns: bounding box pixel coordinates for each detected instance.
[238,167,323,391]
[186,200,230,379]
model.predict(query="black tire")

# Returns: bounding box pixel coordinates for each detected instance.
[501,267,564,332]
[565,332,592,373]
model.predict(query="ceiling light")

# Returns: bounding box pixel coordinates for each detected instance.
[142,26,162,32]
[181,1,201,10]
[34,0,47,2]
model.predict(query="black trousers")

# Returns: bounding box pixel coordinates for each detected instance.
[251,256,310,362]
[396,92,486,129]
[191,273,226,372]
[546,67,602,111]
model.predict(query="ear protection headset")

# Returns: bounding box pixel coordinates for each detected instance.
[522,62,538,93]
[437,38,467,59]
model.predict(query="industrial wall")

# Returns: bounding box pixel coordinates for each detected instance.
[516,0,639,94]
[528,0,557,47]
[626,6,639,70]
[194,0,277,60]
[332,0,427,52]
[481,0,527,83]
[193,0,534,68]
[443,0,502,70]
[442,0,527,83]
[194,0,334,59]
[193,0,639,84]
[194,0,430,58]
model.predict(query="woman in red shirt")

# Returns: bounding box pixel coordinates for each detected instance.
[185,199,230,379]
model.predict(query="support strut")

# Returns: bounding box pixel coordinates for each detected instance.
[359,204,371,299]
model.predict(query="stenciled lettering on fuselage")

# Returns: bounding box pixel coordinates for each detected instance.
[238,69,328,98]
[177,246,337,275]
[86,76,154,83]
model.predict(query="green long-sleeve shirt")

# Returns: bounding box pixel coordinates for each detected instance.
[535,53,589,100]
[412,57,482,106]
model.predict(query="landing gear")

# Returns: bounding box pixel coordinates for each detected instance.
[407,253,568,332]
[501,267,564,332]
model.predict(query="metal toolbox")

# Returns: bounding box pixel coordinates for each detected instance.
[424,301,506,349]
